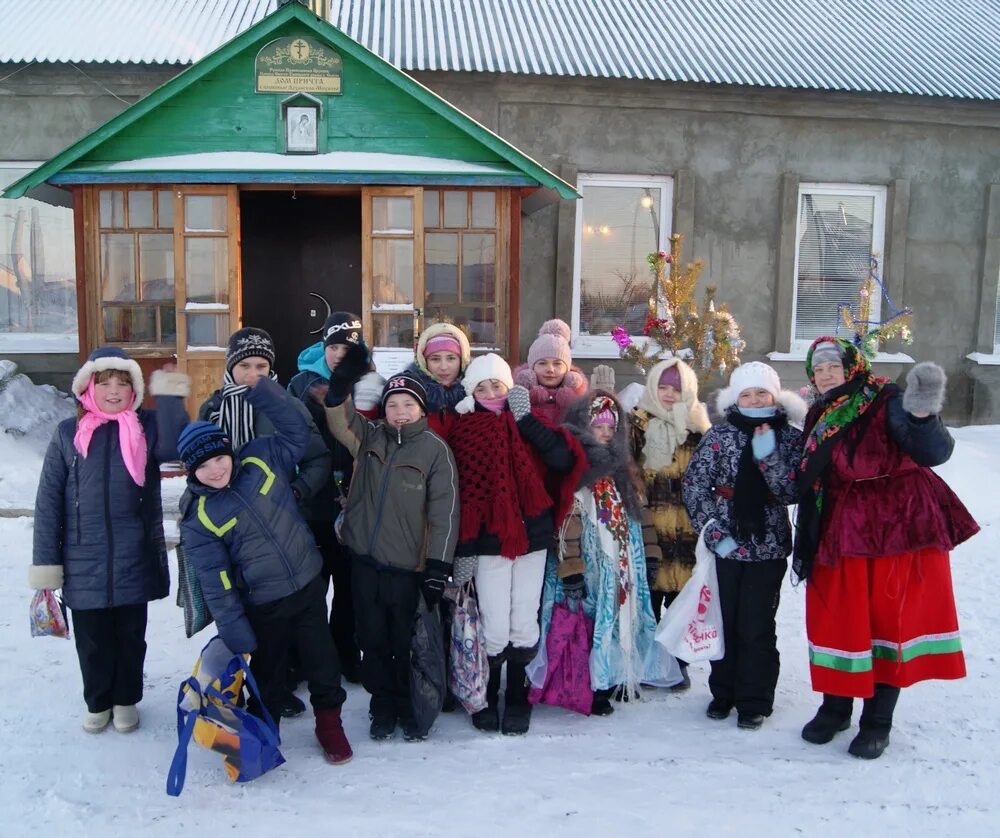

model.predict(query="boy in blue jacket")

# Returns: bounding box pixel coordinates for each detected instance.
[178,375,352,765]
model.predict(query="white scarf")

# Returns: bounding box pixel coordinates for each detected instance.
[636,358,710,472]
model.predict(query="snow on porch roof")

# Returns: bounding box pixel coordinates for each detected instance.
[2,2,576,202]
[52,150,536,185]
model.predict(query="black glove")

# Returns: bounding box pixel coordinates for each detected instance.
[562,573,585,600]
[421,559,450,608]
[325,342,370,406]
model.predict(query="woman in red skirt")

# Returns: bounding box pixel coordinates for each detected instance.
[793,337,979,759]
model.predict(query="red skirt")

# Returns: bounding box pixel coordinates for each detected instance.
[806,547,966,698]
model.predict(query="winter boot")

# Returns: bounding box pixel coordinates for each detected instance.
[669,663,691,693]
[401,717,427,742]
[737,713,765,731]
[802,694,854,745]
[849,684,900,760]
[472,655,503,733]
[591,688,615,717]
[501,657,532,736]
[83,709,111,734]
[315,707,353,764]
[280,692,307,719]
[112,704,140,733]
[706,699,733,721]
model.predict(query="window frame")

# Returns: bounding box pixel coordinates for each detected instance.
[570,173,673,359]
[790,182,887,354]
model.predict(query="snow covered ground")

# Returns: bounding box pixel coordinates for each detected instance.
[1,426,996,837]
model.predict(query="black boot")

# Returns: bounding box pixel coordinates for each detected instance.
[472,655,503,733]
[591,688,615,716]
[849,684,900,760]
[501,656,533,736]
[802,694,854,745]
[669,662,691,693]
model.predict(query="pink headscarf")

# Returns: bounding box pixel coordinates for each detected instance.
[73,378,148,486]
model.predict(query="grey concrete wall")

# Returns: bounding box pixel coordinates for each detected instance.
[414,72,1000,424]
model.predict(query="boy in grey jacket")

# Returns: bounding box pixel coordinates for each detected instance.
[325,361,459,742]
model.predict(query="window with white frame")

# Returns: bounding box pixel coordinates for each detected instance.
[791,183,887,351]
[994,268,1000,354]
[571,174,672,356]
[0,164,78,353]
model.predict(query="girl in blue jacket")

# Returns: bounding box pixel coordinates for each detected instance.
[29,347,189,735]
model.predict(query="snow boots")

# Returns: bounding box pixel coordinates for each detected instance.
[316,707,353,764]
[112,704,140,733]
[501,656,532,736]
[83,709,111,734]
[706,698,733,721]
[592,688,615,716]
[472,655,503,732]
[801,694,853,745]
[848,684,900,760]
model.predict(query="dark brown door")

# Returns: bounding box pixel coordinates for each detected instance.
[240,191,362,383]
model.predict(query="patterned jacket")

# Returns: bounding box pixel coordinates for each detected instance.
[682,409,802,562]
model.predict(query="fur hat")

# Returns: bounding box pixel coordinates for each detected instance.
[323,311,363,348]
[415,322,472,377]
[715,361,807,427]
[226,327,275,373]
[527,319,572,368]
[177,421,233,473]
[72,347,144,408]
[455,353,514,414]
[381,373,427,413]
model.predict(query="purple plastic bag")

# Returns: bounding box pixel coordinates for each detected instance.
[30,589,69,639]
[528,601,594,716]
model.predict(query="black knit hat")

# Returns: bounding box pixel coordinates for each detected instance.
[323,311,363,348]
[380,372,427,414]
[226,327,276,373]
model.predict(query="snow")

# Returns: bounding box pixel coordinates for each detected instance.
[75,151,518,177]
[0,427,997,835]
[966,352,1000,366]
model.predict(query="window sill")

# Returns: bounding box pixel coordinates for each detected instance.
[767,350,915,363]
[0,334,80,354]
[966,352,1000,366]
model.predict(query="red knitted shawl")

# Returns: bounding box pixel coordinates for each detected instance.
[448,410,553,558]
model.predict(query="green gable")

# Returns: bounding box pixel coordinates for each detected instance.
[4,2,576,198]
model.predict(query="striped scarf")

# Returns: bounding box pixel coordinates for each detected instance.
[210,369,280,451]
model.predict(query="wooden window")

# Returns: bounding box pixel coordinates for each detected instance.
[423,189,503,350]
[792,183,886,352]
[570,174,672,358]
[97,188,176,347]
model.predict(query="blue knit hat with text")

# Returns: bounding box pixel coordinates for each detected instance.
[177,421,233,473]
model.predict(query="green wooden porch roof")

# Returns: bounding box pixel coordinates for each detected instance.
[3,2,576,201]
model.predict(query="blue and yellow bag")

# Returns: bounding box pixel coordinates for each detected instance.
[166,636,285,796]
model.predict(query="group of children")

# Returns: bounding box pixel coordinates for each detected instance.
[30,314,973,766]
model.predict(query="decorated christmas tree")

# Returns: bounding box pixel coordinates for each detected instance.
[611,233,745,380]
[838,255,913,359]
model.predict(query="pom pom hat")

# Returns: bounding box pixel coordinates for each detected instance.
[526,319,572,368]
[455,353,514,414]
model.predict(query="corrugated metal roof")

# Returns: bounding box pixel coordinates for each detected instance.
[1,0,999,101]
[0,0,276,64]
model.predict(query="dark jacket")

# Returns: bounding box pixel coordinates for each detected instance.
[32,398,188,611]
[198,383,331,514]
[180,378,324,654]
[324,397,459,573]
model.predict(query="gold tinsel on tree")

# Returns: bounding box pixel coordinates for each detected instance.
[838,256,913,359]
[611,233,745,381]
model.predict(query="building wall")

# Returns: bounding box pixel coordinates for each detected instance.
[3,62,999,421]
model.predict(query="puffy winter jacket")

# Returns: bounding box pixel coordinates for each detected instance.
[32,399,188,611]
[324,397,459,573]
[198,381,331,511]
[180,378,323,653]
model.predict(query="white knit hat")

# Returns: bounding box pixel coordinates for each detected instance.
[455,353,514,414]
[716,361,781,411]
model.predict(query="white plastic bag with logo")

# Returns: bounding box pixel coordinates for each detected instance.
[654,521,725,662]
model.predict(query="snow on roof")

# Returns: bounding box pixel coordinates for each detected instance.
[68,150,519,176]
[2,0,1000,101]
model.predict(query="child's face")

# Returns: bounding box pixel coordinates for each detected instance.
[657,383,680,408]
[385,394,423,427]
[737,388,776,409]
[195,454,233,489]
[325,344,348,370]
[94,373,133,414]
[231,356,271,386]
[592,423,615,444]
[426,351,461,387]
[473,379,510,401]
[813,360,846,394]
[533,358,567,388]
